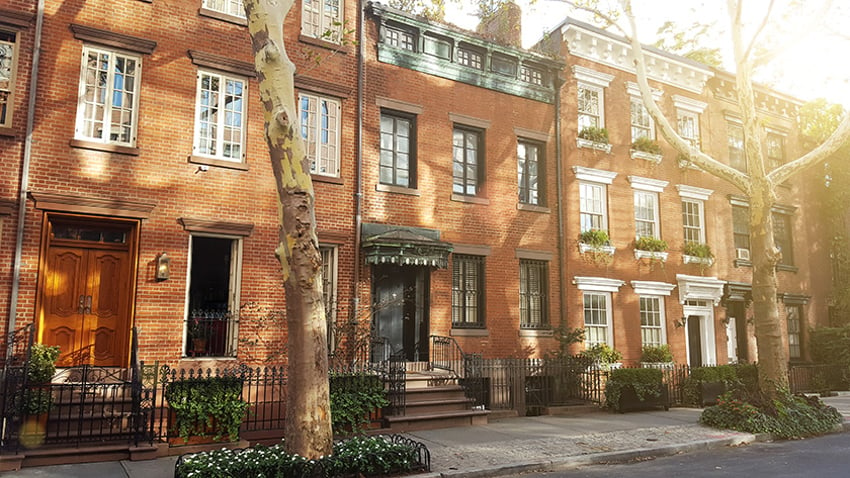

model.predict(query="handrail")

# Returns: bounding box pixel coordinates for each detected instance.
[429,335,466,378]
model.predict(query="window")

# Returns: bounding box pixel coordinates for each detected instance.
[634,191,660,239]
[727,122,745,171]
[75,46,141,146]
[682,199,705,244]
[302,0,343,43]
[640,296,665,347]
[787,305,801,359]
[193,71,246,162]
[299,93,340,177]
[385,26,415,51]
[630,96,654,141]
[202,0,245,17]
[452,255,484,328]
[457,46,483,70]
[380,112,414,188]
[520,65,543,86]
[766,132,785,170]
[185,236,241,358]
[0,30,18,128]
[424,33,451,60]
[517,140,542,205]
[773,212,794,266]
[583,292,611,347]
[577,85,602,131]
[320,245,338,351]
[579,182,607,232]
[732,205,750,253]
[677,110,700,149]
[491,54,517,77]
[452,127,481,196]
[520,259,548,328]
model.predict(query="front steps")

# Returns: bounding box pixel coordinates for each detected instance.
[384,369,489,432]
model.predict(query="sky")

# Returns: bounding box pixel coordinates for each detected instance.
[445,0,850,107]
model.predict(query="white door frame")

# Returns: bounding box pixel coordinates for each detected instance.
[683,300,716,366]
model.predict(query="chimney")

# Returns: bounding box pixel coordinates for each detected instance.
[477,2,522,48]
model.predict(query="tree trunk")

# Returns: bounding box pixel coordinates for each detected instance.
[243,0,333,459]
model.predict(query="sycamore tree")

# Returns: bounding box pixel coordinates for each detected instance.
[567,0,850,397]
[242,0,332,458]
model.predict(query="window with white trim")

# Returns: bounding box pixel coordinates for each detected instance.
[452,126,482,196]
[640,296,665,347]
[630,96,654,141]
[579,182,607,233]
[773,211,795,266]
[75,46,141,146]
[0,30,19,128]
[634,190,660,239]
[299,92,340,177]
[682,199,705,244]
[302,0,343,43]
[380,111,415,188]
[732,205,750,253]
[320,245,338,352]
[193,70,247,162]
[677,110,700,149]
[202,0,245,17]
[583,292,611,347]
[728,121,745,172]
[766,132,785,170]
[577,84,602,131]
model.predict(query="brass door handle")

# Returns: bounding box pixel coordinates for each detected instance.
[84,295,92,314]
[78,295,85,314]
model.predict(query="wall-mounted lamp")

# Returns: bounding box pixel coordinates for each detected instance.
[155,252,171,281]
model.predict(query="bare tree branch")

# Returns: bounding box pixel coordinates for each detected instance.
[770,112,850,184]
[741,0,774,63]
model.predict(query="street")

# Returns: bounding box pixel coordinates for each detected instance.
[508,431,850,477]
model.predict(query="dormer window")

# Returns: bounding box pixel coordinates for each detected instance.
[491,54,517,77]
[457,44,483,70]
[385,26,416,51]
[520,64,543,86]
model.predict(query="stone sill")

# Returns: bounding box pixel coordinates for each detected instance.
[451,328,489,337]
[519,328,553,338]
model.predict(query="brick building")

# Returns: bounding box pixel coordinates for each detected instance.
[0,1,831,371]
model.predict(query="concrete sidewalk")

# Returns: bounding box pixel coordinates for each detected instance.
[4,395,849,478]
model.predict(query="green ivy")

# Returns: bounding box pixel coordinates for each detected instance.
[165,376,249,443]
[329,372,389,436]
[604,368,664,411]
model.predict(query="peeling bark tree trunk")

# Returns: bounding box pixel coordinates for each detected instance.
[243,0,332,458]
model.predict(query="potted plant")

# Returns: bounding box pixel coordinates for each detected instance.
[683,242,715,268]
[577,127,612,152]
[165,375,249,445]
[604,368,669,413]
[630,136,663,162]
[20,344,60,442]
[640,345,674,369]
[578,229,615,257]
[634,236,668,262]
[580,343,623,371]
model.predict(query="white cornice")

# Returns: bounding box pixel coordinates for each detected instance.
[572,65,614,88]
[626,81,663,100]
[628,175,668,192]
[574,276,625,292]
[676,184,713,201]
[631,281,676,296]
[561,23,713,94]
[673,95,708,114]
[676,274,725,305]
[573,166,617,184]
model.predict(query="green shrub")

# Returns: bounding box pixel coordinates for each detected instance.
[641,345,673,363]
[810,326,850,366]
[22,344,60,415]
[165,376,249,443]
[683,242,714,260]
[330,372,389,436]
[605,368,664,411]
[681,364,756,406]
[579,229,610,248]
[700,392,842,439]
[580,343,622,367]
[578,126,609,144]
[631,136,662,155]
[634,236,668,252]
[174,436,424,478]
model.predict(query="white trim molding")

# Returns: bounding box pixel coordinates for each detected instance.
[673,95,708,114]
[574,276,625,292]
[626,81,663,100]
[572,65,614,88]
[676,274,725,305]
[628,175,668,192]
[676,184,713,201]
[631,280,676,296]
[573,166,617,184]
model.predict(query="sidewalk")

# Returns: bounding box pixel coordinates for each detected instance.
[4,395,850,478]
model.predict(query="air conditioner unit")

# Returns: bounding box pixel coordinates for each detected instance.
[736,248,751,261]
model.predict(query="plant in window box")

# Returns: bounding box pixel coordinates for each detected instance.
[634,236,668,263]
[630,136,663,163]
[683,241,715,270]
[640,345,674,369]
[605,367,669,413]
[578,229,615,265]
[577,127,612,152]
[580,343,623,371]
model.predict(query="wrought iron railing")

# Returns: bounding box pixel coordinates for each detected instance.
[184,309,238,358]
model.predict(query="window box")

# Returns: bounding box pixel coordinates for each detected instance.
[634,249,668,262]
[683,254,714,266]
[640,362,675,370]
[576,137,612,153]
[630,149,662,163]
[579,242,615,255]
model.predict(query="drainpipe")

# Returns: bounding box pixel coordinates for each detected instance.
[7,0,46,360]
[555,74,567,327]
[351,0,365,324]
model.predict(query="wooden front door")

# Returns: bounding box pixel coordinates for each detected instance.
[38,216,137,367]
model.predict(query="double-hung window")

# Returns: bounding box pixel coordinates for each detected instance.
[577,85,602,131]
[452,127,481,196]
[630,96,654,141]
[682,199,705,244]
[677,111,699,149]
[517,140,542,206]
[320,245,338,351]
[579,182,606,232]
[786,305,802,359]
[299,92,341,177]
[0,30,18,128]
[380,111,415,188]
[773,211,795,267]
[76,46,141,146]
[519,259,548,329]
[732,205,750,254]
[202,0,245,18]
[194,71,246,162]
[766,132,786,170]
[302,0,343,43]
[583,292,611,347]
[640,296,665,347]
[634,191,659,239]
[727,121,745,172]
[452,255,484,328]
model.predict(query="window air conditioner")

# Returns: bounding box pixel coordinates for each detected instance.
[736,248,751,261]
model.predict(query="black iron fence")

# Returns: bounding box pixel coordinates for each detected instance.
[184,310,238,358]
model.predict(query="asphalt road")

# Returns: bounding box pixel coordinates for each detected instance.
[508,431,850,478]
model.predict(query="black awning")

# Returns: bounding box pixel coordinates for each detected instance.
[361,223,453,269]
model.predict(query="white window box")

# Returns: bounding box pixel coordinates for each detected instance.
[577,137,612,153]
[640,362,675,370]
[630,150,662,163]
[579,242,615,255]
[634,249,668,262]
[683,255,714,266]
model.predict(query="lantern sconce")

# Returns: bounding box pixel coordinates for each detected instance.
[155,252,171,281]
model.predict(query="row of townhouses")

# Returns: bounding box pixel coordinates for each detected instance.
[0,1,831,371]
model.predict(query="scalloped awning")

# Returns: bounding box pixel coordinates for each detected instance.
[361,223,452,269]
